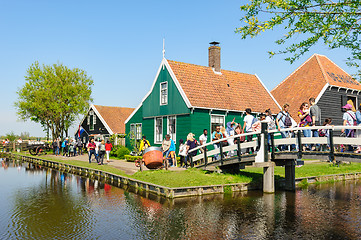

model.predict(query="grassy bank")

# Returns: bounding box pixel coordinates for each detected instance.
[9,152,361,188]
[240,161,361,178]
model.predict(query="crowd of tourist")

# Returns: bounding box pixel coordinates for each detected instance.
[138,97,361,169]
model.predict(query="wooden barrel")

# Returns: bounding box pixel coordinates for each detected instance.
[143,147,163,169]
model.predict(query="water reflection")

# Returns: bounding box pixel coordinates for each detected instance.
[1,158,361,239]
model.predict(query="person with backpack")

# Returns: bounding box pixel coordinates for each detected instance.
[76,138,83,156]
[62,138,69,157]
[355,104,361,153]
[341,103,357,152]
[98,140,106,165]
[276,103,293,151]
[243,108,256,154]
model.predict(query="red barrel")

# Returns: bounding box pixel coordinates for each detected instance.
[143,147,163,169]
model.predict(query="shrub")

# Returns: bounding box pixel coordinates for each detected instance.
[115,146,131,159]
[124,155,143,162]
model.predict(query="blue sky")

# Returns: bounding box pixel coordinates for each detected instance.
[0,0,354,137]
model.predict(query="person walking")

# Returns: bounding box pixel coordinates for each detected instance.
[355,104,361,153]
[212,126,223,160]
[309,97,322,151]
[276,103,293,151]
[105,140,113,162]
[178,139,187,168]
[98,140,106,165]
[298,102,312,150]
[186,133,198,167]
[55,138,60,156]
[87,138,97,163]
[341,103,357,152]
[243,108,255,154]
[76,138,83,156]
[52,139,57,155]
[199,129,208,152]
[62,138,69,157]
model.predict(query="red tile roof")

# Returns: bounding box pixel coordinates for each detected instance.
[167,60,280,113]
[94,105,134,134]
[271,54,361,120]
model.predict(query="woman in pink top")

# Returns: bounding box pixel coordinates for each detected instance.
[105,140,113,162]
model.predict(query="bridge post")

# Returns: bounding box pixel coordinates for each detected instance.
[328,129,335,162]
[203,147,208,167]
[219,143,224,165]
[284,160,296,191]
[236,137,242,162]
[270,132,275,161]
[297,130,303,159]
[262,122,274,193]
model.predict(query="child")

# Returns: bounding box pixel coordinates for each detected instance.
[178,139,187,168]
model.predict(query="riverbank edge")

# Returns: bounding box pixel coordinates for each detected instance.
[3,153,361,198]
[3,152,259,198]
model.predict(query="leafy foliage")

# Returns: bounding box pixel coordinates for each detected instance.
[15,62,93,139]
[5,131,17,141]
[236,0,361,77]
[110,145,131,159]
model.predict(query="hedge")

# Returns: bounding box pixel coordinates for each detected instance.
[124,155,142,162]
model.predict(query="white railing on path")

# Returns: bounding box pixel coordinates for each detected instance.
[188,124,361,167]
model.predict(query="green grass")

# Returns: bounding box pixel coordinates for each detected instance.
[10,152,361,188]
[131,168,254,188]
[240,162,361,178]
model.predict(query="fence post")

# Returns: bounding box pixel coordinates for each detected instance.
[270,133,275,161]
[236,137,242,162]
[219,143,224,165]
[261,122,269,162]
[203,147,208,167]
[328,129,335,162]
[297,130,303,159]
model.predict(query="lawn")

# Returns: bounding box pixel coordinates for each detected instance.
[10,152,361,188]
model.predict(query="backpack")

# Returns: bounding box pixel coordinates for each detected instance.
[61,141,66,148]
[281,112,292,127]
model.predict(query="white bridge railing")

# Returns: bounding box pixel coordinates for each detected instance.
[187,124,361,167]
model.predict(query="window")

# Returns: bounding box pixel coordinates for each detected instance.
[167,116,176,142]
[210,115,225,133]
[87,116,90,125]
[135,123,142,140]
[155,117,163,143]
[89,113,94,131]
[160,82,168,105]
[130,124,135,139]
[93,114,96,124]
[347,96,357,110]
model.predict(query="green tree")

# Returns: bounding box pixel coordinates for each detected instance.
[236,0,361,76]
[15,62,93,139]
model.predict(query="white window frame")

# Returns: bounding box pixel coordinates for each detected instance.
[87,115,90,125]
[135,123,142,140]
[154,117,163,144]
[93,114,96,124]
[160,81,168,105]
[167,116,176,143]
[130,124,135,139]
[210,114,225,134]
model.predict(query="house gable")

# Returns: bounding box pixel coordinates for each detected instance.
[142,60,190,118]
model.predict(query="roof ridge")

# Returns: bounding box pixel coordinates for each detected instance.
[93,104,134,109]
[315,55,329,84]
[272,53,319,92]
[167,59,255,76]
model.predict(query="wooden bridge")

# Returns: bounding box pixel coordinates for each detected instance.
[188,123,361,193]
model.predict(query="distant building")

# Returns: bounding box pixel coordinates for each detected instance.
[77,104,134,143]
[125,42,280,150]
[271,54,361,125]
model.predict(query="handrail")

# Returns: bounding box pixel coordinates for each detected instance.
[188,131,261,153]
[189,125,361,154]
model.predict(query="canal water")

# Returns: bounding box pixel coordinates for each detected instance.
[1,158,361,240]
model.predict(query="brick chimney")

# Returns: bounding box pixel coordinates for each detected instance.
[208,41,221,72]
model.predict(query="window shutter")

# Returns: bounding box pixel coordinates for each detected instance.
[93,114,96,124]
[87,116,90,125]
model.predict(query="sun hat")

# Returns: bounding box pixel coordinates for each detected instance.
[342,103,353,110]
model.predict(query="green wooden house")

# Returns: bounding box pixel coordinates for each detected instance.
[125,43,280,151]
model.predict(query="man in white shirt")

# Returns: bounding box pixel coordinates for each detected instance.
[243,108,255,154]
[199,129,208,152]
